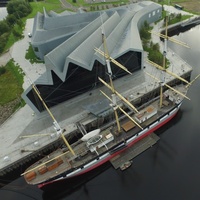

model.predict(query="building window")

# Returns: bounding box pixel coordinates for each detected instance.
[149,13,151,18]
[153,11,155,16]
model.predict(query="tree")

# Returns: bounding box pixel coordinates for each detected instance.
[6,14,17,26]
[152,43,160,51]
[140,21,151,41]
[0,33,9,53]
[0,67,6,76]
[12,29,21,38]
[7,0,32,18]
[177,13,182,20]
[0,20,10,35]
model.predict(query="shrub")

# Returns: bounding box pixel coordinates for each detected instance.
[0,67,6,76]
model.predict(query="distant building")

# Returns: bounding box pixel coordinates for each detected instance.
[22,1,162,114]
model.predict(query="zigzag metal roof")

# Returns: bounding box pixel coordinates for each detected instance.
[44,10,135,82]
[42,2,160,82]
[23,2,162,114]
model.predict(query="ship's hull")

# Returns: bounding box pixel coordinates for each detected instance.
[38,102,181,189]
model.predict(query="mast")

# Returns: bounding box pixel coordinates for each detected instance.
[95,14,142,131]
[159,14,169,108]
[98,77,138,113]
[144,71,190,100]
[31,82,76,156]
[149,10,191,108]
[102,32,121,133]
[147,59,190,85]
[100,90,143,130]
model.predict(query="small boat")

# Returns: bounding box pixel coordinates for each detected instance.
[120,161,132,171]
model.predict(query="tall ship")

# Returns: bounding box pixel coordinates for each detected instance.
[21,2,193,189]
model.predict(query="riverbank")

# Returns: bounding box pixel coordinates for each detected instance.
[0,3,196,178]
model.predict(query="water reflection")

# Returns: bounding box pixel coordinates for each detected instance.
[168,25,200,75]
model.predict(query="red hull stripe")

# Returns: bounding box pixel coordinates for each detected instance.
[38,106,179,188]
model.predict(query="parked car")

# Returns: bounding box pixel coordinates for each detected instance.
[28,33,32,38]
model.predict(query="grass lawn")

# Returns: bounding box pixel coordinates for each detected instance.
[28,0,66,18]
[0,60,24,106]
[162,0,200,14]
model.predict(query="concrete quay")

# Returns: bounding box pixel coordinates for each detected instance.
[0,7,194,176]
[0,49,192,176]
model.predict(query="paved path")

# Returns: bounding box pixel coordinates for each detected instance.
[0,18,46,170]
[60,0,77,11]
[0,50,11,66]
[11,18,46,90]
[0,7,7,20]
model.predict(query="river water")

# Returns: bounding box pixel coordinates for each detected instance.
[0,25,200,200]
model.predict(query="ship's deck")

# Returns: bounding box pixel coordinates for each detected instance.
[24,86,186,185]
